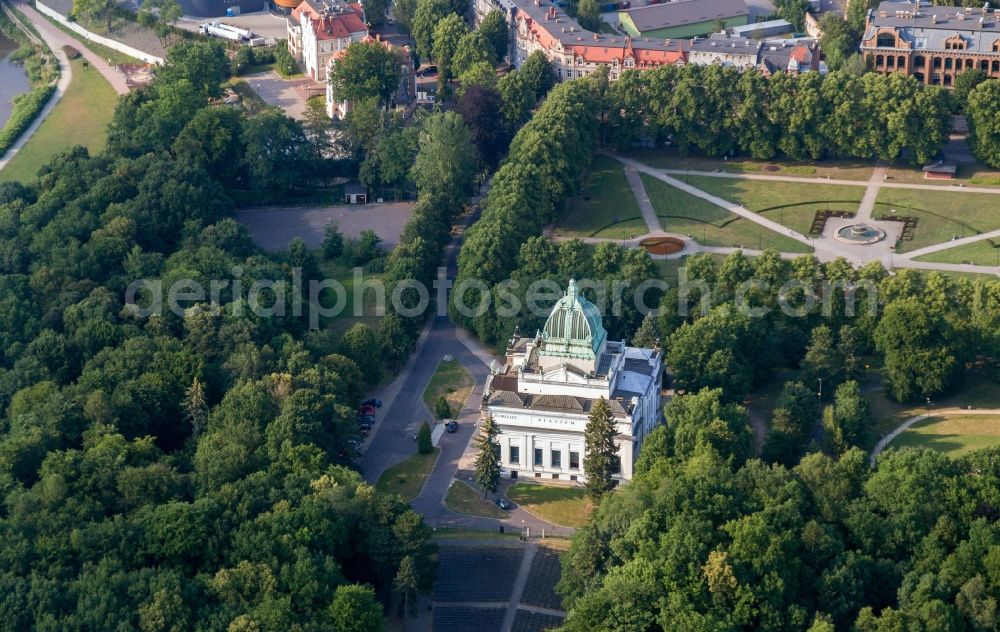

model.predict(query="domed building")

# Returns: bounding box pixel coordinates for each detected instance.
[483,280,664,483]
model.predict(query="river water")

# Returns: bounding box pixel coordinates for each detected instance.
[0,31,31,129]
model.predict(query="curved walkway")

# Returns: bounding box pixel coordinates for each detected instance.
[869,407,1000,465]
[0,2,128,173]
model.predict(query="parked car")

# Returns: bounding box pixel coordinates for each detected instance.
[445,420,458,433]
[417,65,437,77]
[358,405,376,415]
[362,398,382,408]
[496,498,512,511]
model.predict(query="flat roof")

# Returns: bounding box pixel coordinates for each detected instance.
[870,0,1000,33]
[621,0,748,32]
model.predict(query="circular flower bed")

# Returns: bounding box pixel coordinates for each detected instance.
[640,236,685,255]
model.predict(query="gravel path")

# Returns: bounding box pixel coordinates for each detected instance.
[236,201,415,251]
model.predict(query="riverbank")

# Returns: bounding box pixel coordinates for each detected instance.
[0,3,60,158]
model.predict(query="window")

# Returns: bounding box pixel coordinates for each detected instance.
[534,448,543,466]
[569,451,580,470]
[877,33,896,48]
[945,58,953,70]
[611,456,621,475]
[510,446,520,465]
[551,450,561,468]
[914,56,926,68]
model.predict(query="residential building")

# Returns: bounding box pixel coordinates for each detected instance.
[617,0,749,39]
[757,37,824,75]
[689,32,761,69]
[482,280,664,483]
[324,34,415,118]
[861,0,1000,86]
[286,0,368,82]
[688,33,824,74]
[513,0,686,81]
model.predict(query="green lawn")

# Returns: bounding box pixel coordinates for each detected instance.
[0,58,116,183]
[891,414,1000,458]
[375,449,440,501]
[422,359,474,420]
[873,188,1000,253]
[316,261,384,339]
[507,483,592,528]
[628,148,874,181]
[867,372,1000,448]
[683,176,863,235]
[913,237,1000,267]
[556,155,645,239]
[640,173,812,253]
[444,481,509,519]
[884,162,1000,189]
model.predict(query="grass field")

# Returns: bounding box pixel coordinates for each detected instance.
[682,176,864,235]
[867,372,1000,447]
[885,163,1000,188]
[422,359,474,420]
[507,483,591,528]
[629,149,874,181]
[640,174,812,253]
[0,58,116,183]
[556,155,644,239]
[444,481,509,519]
[873,188,1000,253]
[891,414,1000,458]
[913,237,1000,267]
[375,449,440,501]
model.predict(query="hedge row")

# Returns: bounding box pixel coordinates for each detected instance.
[0,85,56,157]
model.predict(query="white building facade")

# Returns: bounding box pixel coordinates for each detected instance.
[483,280,663,483]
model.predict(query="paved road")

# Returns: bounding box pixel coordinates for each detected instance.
[237,201,415,251]
[355,189,572,536]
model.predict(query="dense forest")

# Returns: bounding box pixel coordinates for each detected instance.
[0,39,471,629]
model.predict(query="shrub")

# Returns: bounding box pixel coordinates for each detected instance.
[322,221,344,259]
[434,396,450,419]
[417,421,433,454]
[62,45,82,60]
[0,86,55,156]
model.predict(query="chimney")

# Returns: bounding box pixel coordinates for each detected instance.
[593,32,599,39]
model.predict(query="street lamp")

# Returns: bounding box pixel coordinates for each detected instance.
[817,377,823,403]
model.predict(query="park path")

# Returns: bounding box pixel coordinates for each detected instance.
[16,2,129,94]
[897,227,1000,261]
[856,165,888,221]
[658,167,1000,195]
[606,153,1000,275]
[611,154,816,248]
[869,408,1000,465]
[623,166,662,232]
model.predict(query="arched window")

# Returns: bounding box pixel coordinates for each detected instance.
[876,54,884,66]
[877,33,896,47]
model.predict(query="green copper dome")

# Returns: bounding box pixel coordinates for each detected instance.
[540,279,607,360]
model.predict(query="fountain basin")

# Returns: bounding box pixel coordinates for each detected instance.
[835,223,885,245]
